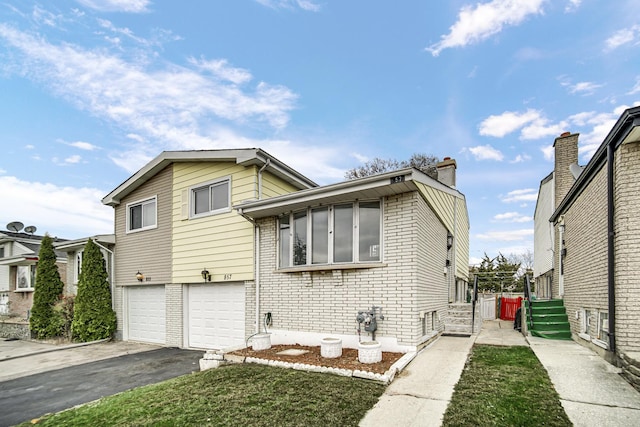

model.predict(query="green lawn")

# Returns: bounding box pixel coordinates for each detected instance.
[25,363,384,427]
[442,345,571,427]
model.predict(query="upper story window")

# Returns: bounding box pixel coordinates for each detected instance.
[279,200,381,268]
[191,178,231,218]
[0,245,4,258]
[127,196,157,233]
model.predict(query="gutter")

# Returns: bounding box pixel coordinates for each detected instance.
[607,143,616,352]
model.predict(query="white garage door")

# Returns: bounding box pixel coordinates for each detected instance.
[188,283,245,349]
[127,285,166,344]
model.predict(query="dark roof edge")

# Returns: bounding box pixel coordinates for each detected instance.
[550,106,640,222]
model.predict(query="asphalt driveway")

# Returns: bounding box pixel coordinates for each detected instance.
[0,345,202,426]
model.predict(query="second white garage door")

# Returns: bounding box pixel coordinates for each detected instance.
[188,283,245,349]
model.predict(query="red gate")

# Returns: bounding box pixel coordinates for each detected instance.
[499,296,522,321]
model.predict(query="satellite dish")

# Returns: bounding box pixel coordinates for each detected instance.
[24,226,37,235]
[6,221,24,232]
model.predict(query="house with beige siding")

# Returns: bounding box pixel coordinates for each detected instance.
[235,159,470,353]
[101,149,316,349]
[533,106,640,389]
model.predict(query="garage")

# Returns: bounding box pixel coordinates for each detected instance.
[187,283,245,349]
[127,285,166,344]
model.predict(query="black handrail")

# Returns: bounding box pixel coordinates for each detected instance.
[524,274,534,330]
[471,275,478,333]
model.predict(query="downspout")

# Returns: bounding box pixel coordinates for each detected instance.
[258,159,271,200]
[607,143,616,352]
[238,208,261,334]
[94,240,115,310]
[248,158,269,334]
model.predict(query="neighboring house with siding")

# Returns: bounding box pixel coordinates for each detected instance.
[533,172,555,299]
[0,231,67,319]
[101,149,316,349]
[235,159,469,353]
[53,235,115,299]
[534,106,640,389]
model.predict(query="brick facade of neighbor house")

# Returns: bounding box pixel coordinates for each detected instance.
[542,106,640,390]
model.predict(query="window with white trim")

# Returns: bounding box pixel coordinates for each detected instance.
[127,196,157,232]
[581,308,592,335]
[191,178,230,218]
[16,265,35,291]
[597,311,608,342]
[278,200,381,268]
[74,250,83,283]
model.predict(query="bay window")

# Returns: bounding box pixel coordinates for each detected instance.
[279,200,381,268]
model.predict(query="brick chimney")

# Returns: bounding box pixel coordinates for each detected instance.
[554,132,579,208]
[436,157,457,188]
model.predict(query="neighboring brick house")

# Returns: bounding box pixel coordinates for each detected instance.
[235,160,470,353]
[101,149,316,349]
[0,230,68,319]
[534,106,640,388]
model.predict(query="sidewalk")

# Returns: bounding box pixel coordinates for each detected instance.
[360,319,640,426]
[0,338,160,382]
[529,336,640,426]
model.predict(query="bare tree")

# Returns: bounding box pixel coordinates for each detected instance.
[345,153,439,180]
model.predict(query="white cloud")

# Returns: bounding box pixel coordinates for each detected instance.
[468,145,504,161]
[0,175,112,239]
[565,0,582,12]
[565,81,603,95]
[493,212,533,223]
[510,154,531,163]
[75,0,150,13]
[0,24,298,168]
[541,145,554,161]
[479,109,542,138]
[475,229,534,241]
[426,0,545,56]
[188,57,253,85]
[500,188,537,203]
[604,25,640,51]
[255,0,321,12]
[61,140,99,151]
[628,76,640,95]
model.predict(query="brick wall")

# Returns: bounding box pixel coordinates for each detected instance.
[165,284,183,347]
[255,191,448,350]
[614,141,640,353]
[562,166,608,338]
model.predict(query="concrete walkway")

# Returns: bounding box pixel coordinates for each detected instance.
[360,320,640,426]
[529,336,640,427]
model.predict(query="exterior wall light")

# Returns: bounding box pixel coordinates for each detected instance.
[135,271,144,282]
[447,232,453,250]
[201,268,211,282]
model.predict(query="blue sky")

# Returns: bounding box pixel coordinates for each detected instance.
[1,0,638,265]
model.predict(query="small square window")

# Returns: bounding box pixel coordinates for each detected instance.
[127,197,157,232]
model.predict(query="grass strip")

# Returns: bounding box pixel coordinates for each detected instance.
[442,344,571,427]
[26,363,385,427]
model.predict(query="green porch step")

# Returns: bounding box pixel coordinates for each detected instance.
[527,299,572,341]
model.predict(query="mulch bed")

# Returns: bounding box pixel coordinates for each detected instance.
[228,344,404,375]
